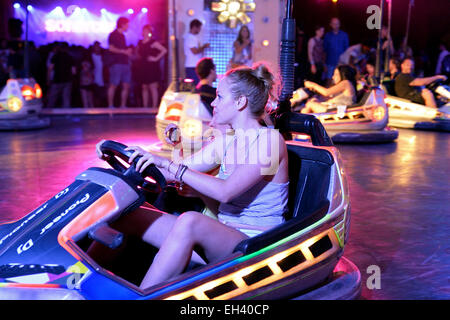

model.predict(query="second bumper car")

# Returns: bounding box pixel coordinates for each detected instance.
[0,78,50,131]
[382,79,450,131]
[291,87,399,143]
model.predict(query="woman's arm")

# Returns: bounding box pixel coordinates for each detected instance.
[305,80,348,98]
[174,131,287,203]
[149,41,168,62]
[233,41,244,54]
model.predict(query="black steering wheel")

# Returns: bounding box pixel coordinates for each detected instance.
[427,78,446,91]
[100,140,167,194]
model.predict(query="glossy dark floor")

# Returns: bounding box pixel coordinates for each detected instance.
[1,115,449,299]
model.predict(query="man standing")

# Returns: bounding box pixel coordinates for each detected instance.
[184,19,209,85]
[323,17,349,85]
[47,43,76,108]
[107,17,133,108]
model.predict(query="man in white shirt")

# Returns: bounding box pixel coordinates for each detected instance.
[338,43,371,67]
[184,19,209,85]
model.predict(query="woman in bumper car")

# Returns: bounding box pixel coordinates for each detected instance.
[300,64,357,114]
[95,63,289,289]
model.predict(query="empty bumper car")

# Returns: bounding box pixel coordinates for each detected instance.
[291,87,399,143]
[0,113,360,300]
[0,78,50,131]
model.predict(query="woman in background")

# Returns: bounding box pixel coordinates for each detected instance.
[229,25,253,69]
[135,24,167,111]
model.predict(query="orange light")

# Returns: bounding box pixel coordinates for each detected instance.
[34,83,42,99]
[164,102,183,121]
[262,39,270,47]
[372,106,385,121]
[7,96,23,112]
[21,85,35,101]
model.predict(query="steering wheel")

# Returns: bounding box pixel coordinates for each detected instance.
[427,78,446,91]
[99,140,167,194]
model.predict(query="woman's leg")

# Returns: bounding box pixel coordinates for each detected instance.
[149,82,159,110]
[81,89,88,108]
[302,100,328,113]
[88,90,94,108]
[140,211,248,289]
[142,84,149,108]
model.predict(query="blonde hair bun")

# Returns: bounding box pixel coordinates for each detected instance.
[225,62,277,118]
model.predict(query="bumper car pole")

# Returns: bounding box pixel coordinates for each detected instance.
[277,0,296,116]
[374,0,386,83]
[24,0,30,78]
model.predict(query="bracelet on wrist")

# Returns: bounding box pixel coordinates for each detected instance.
[175,164,188,182]
[179,165,188,182]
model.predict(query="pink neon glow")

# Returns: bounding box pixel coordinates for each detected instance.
[45,19,115,33]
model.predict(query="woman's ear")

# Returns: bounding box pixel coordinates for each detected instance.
[235,95,248,111]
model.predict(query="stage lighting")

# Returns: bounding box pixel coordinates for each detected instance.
[27,5,33,11]
[13,3,20,9]
[141,8,148,13]
[127,9,134,14]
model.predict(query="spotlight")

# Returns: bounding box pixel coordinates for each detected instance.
[127,8,134,14]
[100,8,106,14]
[27,5,33,11]
[141,8,148,13]
[13,3,20,9]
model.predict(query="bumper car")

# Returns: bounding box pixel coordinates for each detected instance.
[0,78,50,131]
[154,81,212,157]
[291,87,399,143]
[0,113,360,300]
[382,79,450,131]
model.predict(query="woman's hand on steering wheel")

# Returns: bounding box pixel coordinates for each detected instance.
[126,146,168,173]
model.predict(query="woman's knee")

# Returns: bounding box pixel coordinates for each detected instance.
[172,211,203,238]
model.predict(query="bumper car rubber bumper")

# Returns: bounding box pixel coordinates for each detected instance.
[293,256,361,300]
[413,119,450,132]
[328,128,399,144]
[0,116,50,130]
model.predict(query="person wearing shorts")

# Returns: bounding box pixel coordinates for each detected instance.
[107,17,133,108]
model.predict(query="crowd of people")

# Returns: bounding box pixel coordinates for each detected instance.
[0,17,168,111]
[295,17,449,110]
